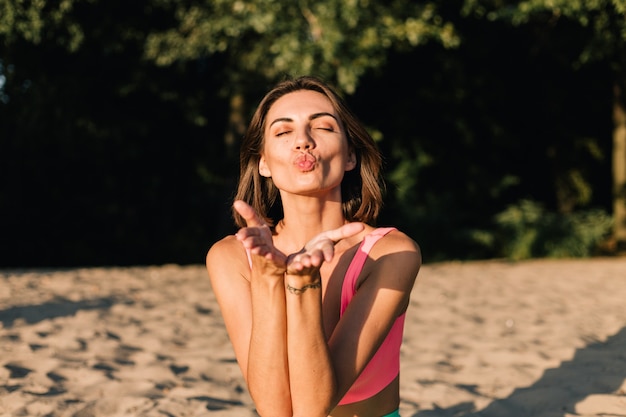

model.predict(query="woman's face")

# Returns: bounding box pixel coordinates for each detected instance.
[259,90,356,197]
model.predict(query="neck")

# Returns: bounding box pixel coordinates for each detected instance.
[275,193,347,252]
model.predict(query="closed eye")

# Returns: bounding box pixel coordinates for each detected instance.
[310,112,340,133]
[312,122,338,132]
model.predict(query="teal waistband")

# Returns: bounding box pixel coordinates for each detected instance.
[381,410,400,417]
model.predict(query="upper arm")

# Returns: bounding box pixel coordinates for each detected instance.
[206,236,253,379]
[328,230,421,397]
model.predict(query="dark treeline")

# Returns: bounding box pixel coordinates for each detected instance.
[0,1,623,268]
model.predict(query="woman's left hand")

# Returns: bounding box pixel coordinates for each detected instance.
[286,222,364,276]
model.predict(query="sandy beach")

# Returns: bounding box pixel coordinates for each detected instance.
[1,258,625,417]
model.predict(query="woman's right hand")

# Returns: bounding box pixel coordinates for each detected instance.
[233,200,288,276]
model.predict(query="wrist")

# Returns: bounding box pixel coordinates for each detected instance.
[285,271,321,294]
[285,280,322,295]
[250,268,287,286]
[284,270,320,285]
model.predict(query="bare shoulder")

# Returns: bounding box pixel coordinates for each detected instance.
[207,234,241,258]
[206,234,241,265]
[371,228,421,260]
[353,228,421,314]
[364,228,422,286]
[206,235,250,283]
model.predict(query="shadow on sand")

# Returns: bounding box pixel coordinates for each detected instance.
[0,296,121,328]
[412,326,626,417]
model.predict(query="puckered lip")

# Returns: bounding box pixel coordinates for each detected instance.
[293,153,317,172]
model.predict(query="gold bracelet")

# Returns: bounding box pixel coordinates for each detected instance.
[286,281,322,295]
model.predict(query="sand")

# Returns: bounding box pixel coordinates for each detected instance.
[1,258,625,417]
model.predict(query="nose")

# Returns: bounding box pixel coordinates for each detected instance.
[293,127,315,150]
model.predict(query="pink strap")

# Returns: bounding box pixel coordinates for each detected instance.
[338,227,403,405]
[341,227,396,313]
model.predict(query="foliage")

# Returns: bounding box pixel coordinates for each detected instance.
[0,0,621,266]
[350,8,612,261]
[143,0,459,94]
[0,0,88,50]
[460,0,626,250]
[494,199,613,260]
[462,0,626,69]
[0,0,233,267]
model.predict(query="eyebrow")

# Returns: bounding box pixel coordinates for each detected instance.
[268,112,338,128]
[310,112,338,122]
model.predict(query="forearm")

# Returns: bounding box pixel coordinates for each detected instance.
[247,274,292,416]
[285,276,336,417]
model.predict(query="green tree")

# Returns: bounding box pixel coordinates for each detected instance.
[144,0,459,92]
[0,0,233,266]
[1,0,618,265]
[462,0,626,249]
[0,0,461,266]
[143,0,460,148]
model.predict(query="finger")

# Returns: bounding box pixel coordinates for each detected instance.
[235,234,255,249]
[286,263,303,274]
[234,227,260,244]
[301,252,323,268]
[321,243,335,263]
[249,245,270,257]
[324,222,364,243]
[233,200,265,227]
[310,252,325,267]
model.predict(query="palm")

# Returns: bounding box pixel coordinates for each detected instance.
[233,201,288,274]
[233,200,364,276]
[286,223,364,275]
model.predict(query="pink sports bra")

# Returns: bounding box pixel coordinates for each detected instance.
[338,227,405,405]
[244,227,405,404]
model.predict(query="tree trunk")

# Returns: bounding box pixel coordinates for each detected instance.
[613,82,626,251]
[225,92,247,149]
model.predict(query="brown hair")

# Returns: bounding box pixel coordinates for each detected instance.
[232,75,384,228]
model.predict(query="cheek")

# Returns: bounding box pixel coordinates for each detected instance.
[259,148,290,177]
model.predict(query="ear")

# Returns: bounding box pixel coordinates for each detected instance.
[259,156,272,177]
[345,150,357,172]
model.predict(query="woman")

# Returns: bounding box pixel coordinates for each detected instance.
[206,75,421,417]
